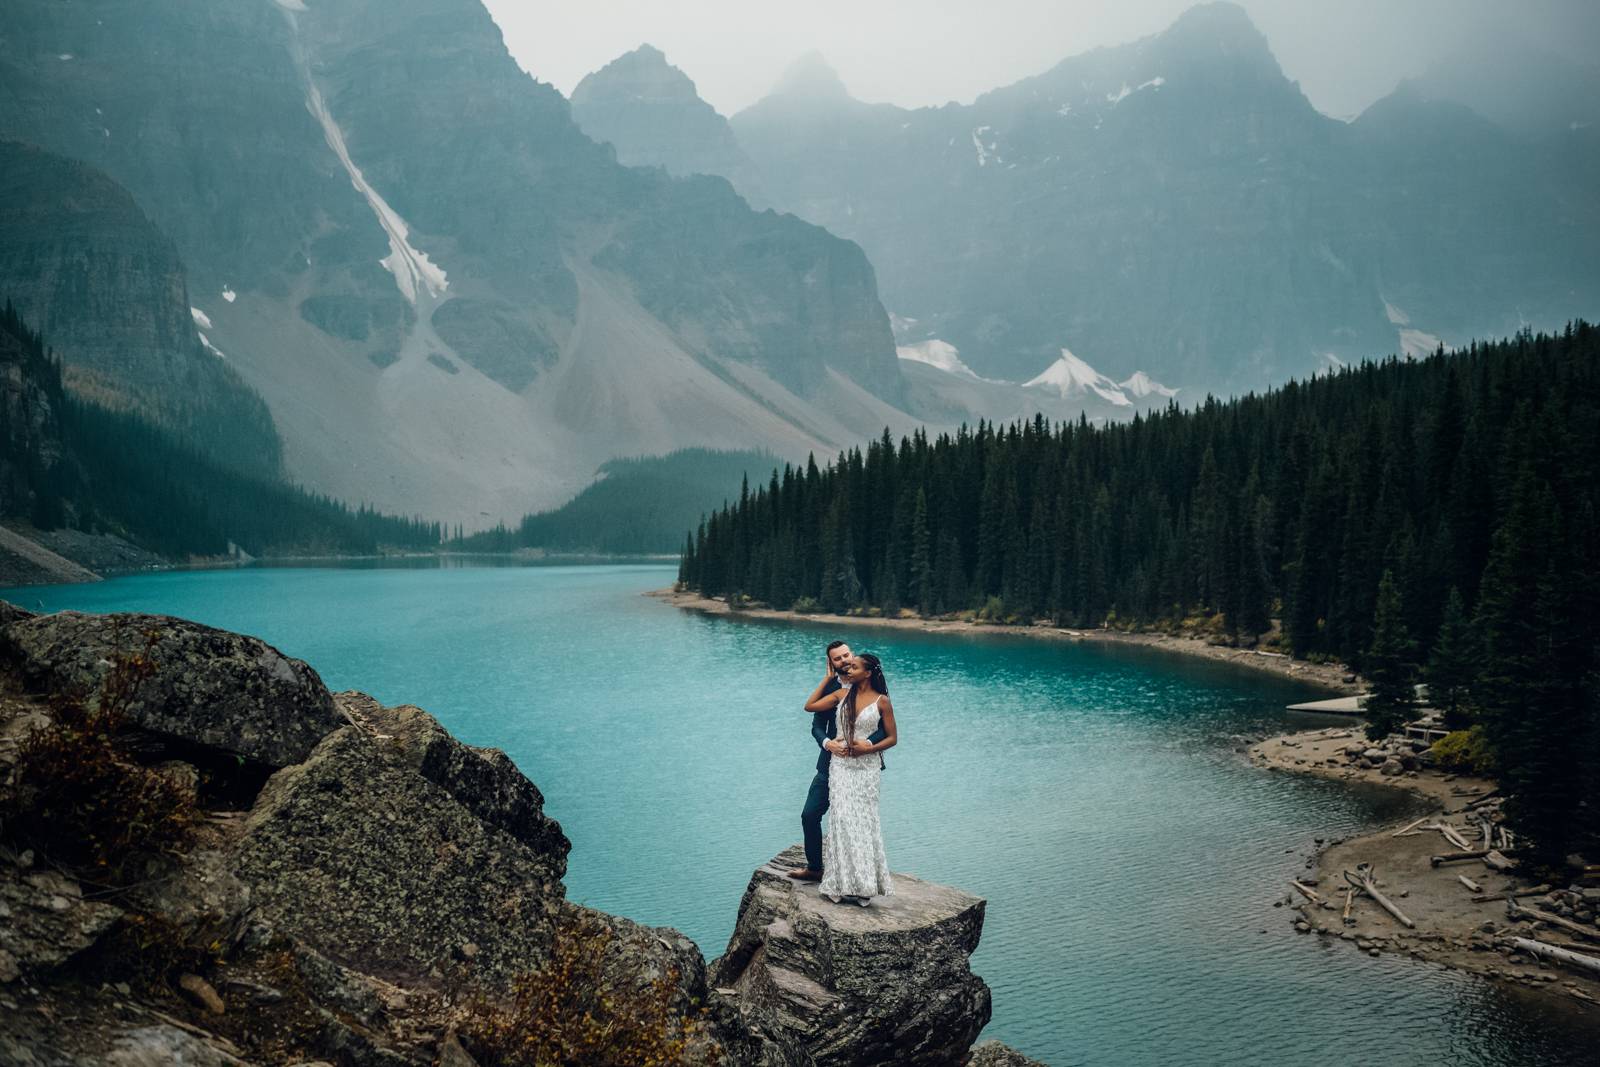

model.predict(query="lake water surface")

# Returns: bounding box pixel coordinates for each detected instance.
[4,563,1594,1065]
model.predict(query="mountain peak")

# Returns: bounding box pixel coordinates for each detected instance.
[1155,2,1279,74]
[572,43,701,105]
[768,51,854,104]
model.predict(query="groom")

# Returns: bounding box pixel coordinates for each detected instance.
[790,639,886,882]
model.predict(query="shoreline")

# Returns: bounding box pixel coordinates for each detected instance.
[648,587,1359,693]
[654,585,1598,1018]
[1250,728,1600,1013]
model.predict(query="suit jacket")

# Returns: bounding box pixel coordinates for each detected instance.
[812,677,887,773]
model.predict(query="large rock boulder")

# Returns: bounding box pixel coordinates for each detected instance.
[336,692,569,868]
[709,846,992,1067]
[0,610,343,768]
[230,722,569,989]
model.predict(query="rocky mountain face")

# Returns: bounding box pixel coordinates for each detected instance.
[0,305,67,523]
[571,45,768,205]
[0,0,907,525]
[697,2,1600,390]
[0,142,282,478]
[0,603,1010,1065]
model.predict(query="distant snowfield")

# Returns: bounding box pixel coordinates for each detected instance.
[1025,347,1134,407]
[897,339,980,379]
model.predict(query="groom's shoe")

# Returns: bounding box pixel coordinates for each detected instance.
[787,868,823,882]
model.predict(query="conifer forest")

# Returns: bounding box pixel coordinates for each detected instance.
[682,325,1600,865]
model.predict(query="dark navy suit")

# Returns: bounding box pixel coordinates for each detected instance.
[802,677,887,872]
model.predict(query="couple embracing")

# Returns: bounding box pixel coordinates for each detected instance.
[789,640,898,906]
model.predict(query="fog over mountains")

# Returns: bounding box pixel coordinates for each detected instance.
[574,2,1600,390]
[0,0,925,524]
[1,0,1594,526]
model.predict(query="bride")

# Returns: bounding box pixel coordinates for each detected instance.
[804,653,897,905]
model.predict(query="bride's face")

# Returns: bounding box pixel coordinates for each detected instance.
[843,657,870,683]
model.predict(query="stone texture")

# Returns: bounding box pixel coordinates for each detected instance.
[102,1026,248,1067]
[231,725,567,988]
[0,868,123,980]
[710,846,991,1067]
[968,1041,1049,1067]
[336,692,569,869]
[0,610,344,767]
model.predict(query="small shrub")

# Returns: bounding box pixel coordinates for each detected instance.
[1431,726,1496,775]
[976,596,1006,622]
[791,596,821,615]
[2,639,197,885]
[457,914,717,1067]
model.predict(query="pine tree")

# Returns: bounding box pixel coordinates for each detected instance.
[1363,570,1417,740]
[909,488,933,615]
[1424,587,1475,729]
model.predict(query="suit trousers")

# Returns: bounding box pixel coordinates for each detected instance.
[801,769,830,872]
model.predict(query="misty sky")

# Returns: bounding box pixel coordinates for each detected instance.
[487,0,1599,121]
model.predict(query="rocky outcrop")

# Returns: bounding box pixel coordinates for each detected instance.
[710,846,992,1066]
[232,723,565,987]
[0,606,997,1065]
[0,610,343,768]
[336,692,569,861]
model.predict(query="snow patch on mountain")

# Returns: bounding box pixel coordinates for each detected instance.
[1383,299,1410,326]
[286,11,447,308]
[197,333,228,360]
[1118,370,1177,399]
[1024,348,1132,406]
[222,287,236,303]
[897,339,980,379]
[1399,328,1442,357]
[971,126,997,167]
[190,306,213,330]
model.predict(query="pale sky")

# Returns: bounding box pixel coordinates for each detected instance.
[485,0,1598,122]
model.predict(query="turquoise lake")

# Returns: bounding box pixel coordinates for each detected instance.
[3,563,1594,1065]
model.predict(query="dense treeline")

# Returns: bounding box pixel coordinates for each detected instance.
[456,449,773,555]
[682,325,1600,867]
[0,302,440,556]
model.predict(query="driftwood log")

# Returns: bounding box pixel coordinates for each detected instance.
[1471,884,1551,903]
[1345,865,1415,929]
[1507,901,1600,943]
[1431,849,1493,866]
[1457,874,1483,894]
[1506,937,1600,977]
[1482,849,1514,872]
[1290,880,1323,905]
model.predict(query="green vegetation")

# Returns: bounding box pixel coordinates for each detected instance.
[0,302,440,556]
[2,639,196,885]
[457,449,773,555]
[1430,727,1496,776]
[457,911,717,1067]
[681,324,1600,868]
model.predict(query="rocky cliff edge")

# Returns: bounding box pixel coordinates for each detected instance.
[0,603,1016,1066]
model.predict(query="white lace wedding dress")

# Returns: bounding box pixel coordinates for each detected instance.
[819,696,893,901]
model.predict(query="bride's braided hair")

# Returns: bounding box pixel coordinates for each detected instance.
[842,653,888,747]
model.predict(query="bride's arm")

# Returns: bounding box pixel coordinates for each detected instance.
[854,697,897,755]
[804,677,847,712]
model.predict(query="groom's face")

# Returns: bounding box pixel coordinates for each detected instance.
[828,644,853,678]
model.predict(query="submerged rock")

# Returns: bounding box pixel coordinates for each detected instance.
[968,1042,1049,1067]
[710,846,992,1066]
[0,609,343,768]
